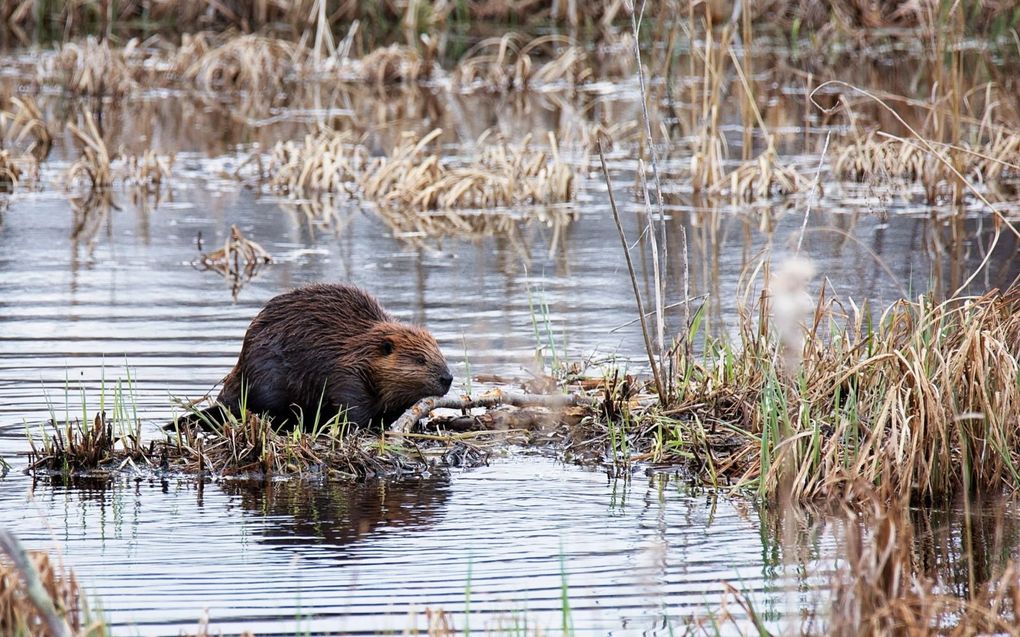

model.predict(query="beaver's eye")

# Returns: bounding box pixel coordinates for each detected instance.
[415,355,427,366]
[381,339,394,355]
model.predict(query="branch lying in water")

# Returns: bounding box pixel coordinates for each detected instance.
[388,389,594,434]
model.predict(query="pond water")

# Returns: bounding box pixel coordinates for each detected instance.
[2,45,1020,634]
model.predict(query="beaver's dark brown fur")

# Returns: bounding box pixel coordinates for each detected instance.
[216,284,452,428]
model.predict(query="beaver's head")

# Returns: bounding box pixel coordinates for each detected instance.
[365,322,452,413]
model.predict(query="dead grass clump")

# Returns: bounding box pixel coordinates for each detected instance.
[65,112,114,191]
[0,149,34,192]
[638,286,1020,504]
[453,34,591,93]
[194,225,272,301]
[185,34,305,93]
[263,129,367,195]
[0,97,52,161]
[48,37,139,96]
[169,409,432,480]
[352,44,430,88]
[0,537,85,637]
[362,129,577,212]
[122,150,174,190]
[711,147,813,201]
[833,132,1020,202]
[27,407,149,476]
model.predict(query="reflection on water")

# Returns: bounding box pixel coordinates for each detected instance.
[220,476,451,550]
[2,460,1018,634]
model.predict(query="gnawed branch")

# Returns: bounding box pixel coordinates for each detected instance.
[388,389,594,434]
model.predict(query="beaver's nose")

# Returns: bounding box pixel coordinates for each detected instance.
[438,370,453,392]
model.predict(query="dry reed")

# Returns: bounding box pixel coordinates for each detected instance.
[0,97,52,161]
[0,537,83,637]
[263,129,367,194]
[834,131,1020,202]
[453,33,591,93]
[47,36,139,96]
[123,150,174,189]
[829,494,1020,636]
[65,112,113,190]
[621,285,1020,505]
[184,34,305,93]
[361,129,577,211]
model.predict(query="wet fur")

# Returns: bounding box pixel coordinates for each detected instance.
[216,284,451,427]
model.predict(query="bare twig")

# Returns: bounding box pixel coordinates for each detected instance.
[796,131,831,255]
[597,138,666,405]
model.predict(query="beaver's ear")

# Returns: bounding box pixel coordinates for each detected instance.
[380,337,394,355]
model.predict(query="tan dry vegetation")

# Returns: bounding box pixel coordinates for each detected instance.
[350,43,432,88]
[361,128,577,211]
[122,149,174,190]
[184,34,305,93]
[0,96,52,161]
[827,494,1020,636]
[47,36,139,96]
[0,543,87,637]
[614,285,1020,505]
[834,131,1020,202]
[453,33,592,93]
[65,111,113,190]
[263,128,367,194]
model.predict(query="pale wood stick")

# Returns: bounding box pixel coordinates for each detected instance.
[388,389,593,434]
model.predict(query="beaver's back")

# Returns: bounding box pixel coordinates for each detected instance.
[218,284,393,425]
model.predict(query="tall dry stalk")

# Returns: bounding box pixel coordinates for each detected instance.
[598,138,666,405]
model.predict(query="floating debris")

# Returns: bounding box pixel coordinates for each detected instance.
[195,225,272,300]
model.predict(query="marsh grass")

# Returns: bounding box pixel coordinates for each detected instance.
[826,494,1020,637]
[362,129,577,211]
[0,97,52,162]
[185,34,305,93]
[122,149,173,190]
[835,131,1020,203]
[594,285,1020,505]
[48,36,139,96]
[264,128,367,194]
[453,33,591,93]
[0,149,33,191]
[65,111,113,190]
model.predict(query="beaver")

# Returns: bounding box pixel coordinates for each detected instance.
[213,283,452,428]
